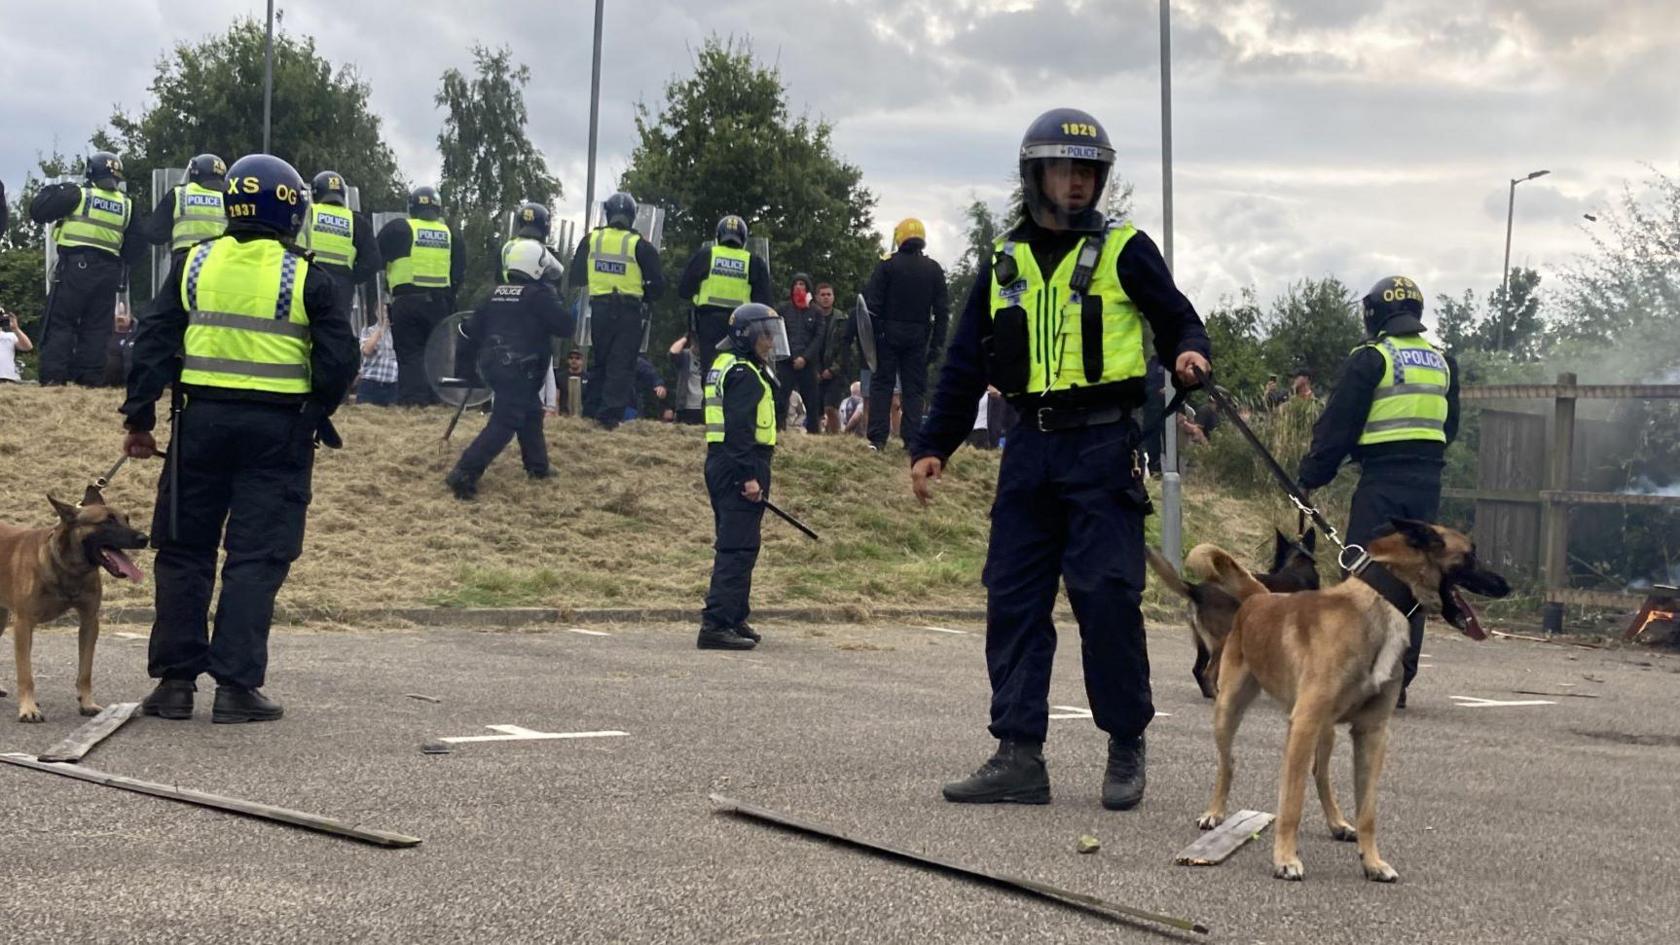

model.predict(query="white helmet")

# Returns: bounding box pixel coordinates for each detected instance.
[502,239,564,284]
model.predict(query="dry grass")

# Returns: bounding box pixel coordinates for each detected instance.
[0,387,1290,617]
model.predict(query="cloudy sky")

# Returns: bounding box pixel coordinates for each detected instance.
[2,0,1675,317]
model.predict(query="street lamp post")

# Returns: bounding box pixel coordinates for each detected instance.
[262,0,274,153]
[582,0,605,231]
[1498,168,1549,351]
[1158,0,1183,569]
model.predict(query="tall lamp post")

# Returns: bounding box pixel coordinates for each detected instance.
[1498,168,1548,351]
[1158,0,1183,569]
[262,0,275,152]
[582,0,605,231]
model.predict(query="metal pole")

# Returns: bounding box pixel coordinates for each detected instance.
[582,0,605,232]
[1499,178,1515,352]
[1159,0,1183,568]
[262,0,274,153]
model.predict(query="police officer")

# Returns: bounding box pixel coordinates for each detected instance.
[864,217,949,452]
[300,171,380,323]
[444,240,573,499]
[142,153,227,258]
[1298,275,1460,708]
[502,201,557,280]
[676,214,772,377]
[566,192,665,429]
[698,303,789,651]
[29,151,147,386]
[911,108,1211,810]
[377,185,465,405]
[119,154,357,724]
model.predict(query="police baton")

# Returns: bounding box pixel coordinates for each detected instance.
[764,499,820,542]
[439,377,479,442]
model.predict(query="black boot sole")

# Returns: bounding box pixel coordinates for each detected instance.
[140,703,193,721]
[696,637,756,651]
[942,781,1052,804]
[211,707,284,724]
[1101,791,1144,811]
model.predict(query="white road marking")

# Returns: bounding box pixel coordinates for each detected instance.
[1050,705,1171,720]
[566,627,610,636]
[439,725,628,744]
[1450,695,1557,708]
[917,625,969,635]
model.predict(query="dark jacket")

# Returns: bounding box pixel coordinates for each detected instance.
[460,279,575,380]
[31,181,149,271]
[676,247,773,312]
[777,300,825,366]
[376,216,467,297]
[334,210,382,286]
[912,223,1211,464]
[121,229,359,433]
[712,350,775,487]
[1297,338,1462,490]
[566,226,666,301]
[818,304,855,376]
[863,244,950,351]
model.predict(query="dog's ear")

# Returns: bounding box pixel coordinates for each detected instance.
[1301,528,1317,553]
[1388,518,1443,551]
[80,484,106,508]
[47,494,79,525]
[1271,530,1290,566]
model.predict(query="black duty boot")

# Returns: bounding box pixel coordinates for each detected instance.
[1101,735,1146,811]
[697,624,756,651]
[445,469,478,500]
[212,686,285,724]
[526,467,553,480]
[942,739,1051,804]
[1396,688,1408,710]
[140,679,196,720]
[733,622,762,643]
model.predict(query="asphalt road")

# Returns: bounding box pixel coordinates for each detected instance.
[2,618,1676,944]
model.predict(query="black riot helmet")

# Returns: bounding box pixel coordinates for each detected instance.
[514,201,551,239]
[1018,107,1116,233]
[716,214,749,248]
[409,185,443,220]
[312,170,349,206]
[85,151,125,188]
[603,192,637,229]
[186,153,227,188]
[222,154,310,238]
[721,302,790,361]
[1361,275,1427,337]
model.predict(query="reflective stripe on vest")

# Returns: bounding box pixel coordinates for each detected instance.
[987,223,1146,396]
[1357,334,1450,446]
[303,204,356,268]
[53,186,131,255]
[387,218,452,289]
[693,245,752,309]
[170,183,227,252]
[704,352,777,446]
[587,227,644,297]
[178,237,313,394]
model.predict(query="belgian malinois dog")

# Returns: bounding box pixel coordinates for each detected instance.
[1148,529,1320,699]
[0,486,148,722]
[1190,519,1509,883]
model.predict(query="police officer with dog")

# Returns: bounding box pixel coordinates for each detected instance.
[697,303,789,651]
[911,108,1211,811]
[677,214,772,377]
[378,185,465,405]
[29,151,148,386]
[141,153,228,260]
[120,154,358,724]
[567,192,665,428]
[300,171,380,321]
[1299,275,1460,708]
[445,240,573,499]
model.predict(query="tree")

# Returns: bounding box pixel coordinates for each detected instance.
[620,36,880,348]
[1554,167,1680,348]
[946,198,1003,315]
[1481,267,1545,361]
[1259,277,1364,389]
[1200,289,1269,396]
[1433,288,1479,352]
[0,152,81,326]
[436,46,562,307]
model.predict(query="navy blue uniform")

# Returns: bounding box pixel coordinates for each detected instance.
[914,222,1209,746]
[864,243,949,450]
[376,217,468,405]
[453,281,576,480]
[30,183,149,386]
[675,250,773,376]
[568,230,666,428]
[701,354,774,631]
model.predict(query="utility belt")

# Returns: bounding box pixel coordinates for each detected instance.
[482,345,541,370]
[1006,383,1144,434]
[1024,403,1132,434]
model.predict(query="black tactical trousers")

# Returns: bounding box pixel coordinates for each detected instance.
[775,360,821,432]
[454,367,547,480]
[701,446,772,630]
[148,399,314,690]
[693,307,731,378]
[1344,468,1443,690]
[390,291,449,405]
[867,320,931,450]
[39,252,122,386]
[587,298,643,428]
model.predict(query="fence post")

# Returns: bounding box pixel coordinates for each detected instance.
[1540,371,1576,634]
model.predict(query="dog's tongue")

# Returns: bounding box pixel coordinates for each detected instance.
[1451,589,1486,640]
[100,549,144,583]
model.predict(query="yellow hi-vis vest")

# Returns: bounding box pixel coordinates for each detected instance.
[693,245,751,309]
[586,227,644,297]
[387,218,452,289]
[178,236,312,395]
[1356,334,1450,446]
[988,223,1146,396]
[704,352,776,446]
[53,185,131,256]
[302,204,356,269]
[170,183,227,252]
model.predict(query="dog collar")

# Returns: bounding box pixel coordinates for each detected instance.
[1356,562,1420,619]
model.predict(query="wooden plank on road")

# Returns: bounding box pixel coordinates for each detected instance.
[1175,809,1275,866]
[38,702,139,764]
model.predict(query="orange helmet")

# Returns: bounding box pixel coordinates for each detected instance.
[892,217,926,249]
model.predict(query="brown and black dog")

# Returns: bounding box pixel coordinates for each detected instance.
[0,487,148,722]
[1190,519,1508,883]
[1148,529,1319,699]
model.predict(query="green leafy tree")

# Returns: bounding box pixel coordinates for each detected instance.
[946,198,1003,315]
[1480,267,1545,360]
[619,36,879,348]
[436,45,563,307]
[1554,167,1680,346]
[1433,288,1479,352]
[0,152,82,328]
[1259,277,1364,390]
[1201,288,1269,396]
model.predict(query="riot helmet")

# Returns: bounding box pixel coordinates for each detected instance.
[603,192,637,230]
[409,185,443,220]
[513,201,551,240]
[186,153,227,188]
[86,151,124,188]
[503,239,563,284]
[721,302,790,362]
[1361,275,1427,337]
[223,154,310,238]
[1018,108,1115,233]
[716,214,749,249]
[312,171,349,206]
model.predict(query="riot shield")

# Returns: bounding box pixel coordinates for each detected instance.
[633,204,666,250]
[747,235,771,278]
[148,168,185,296]
[370,211,407,307]
[424,310,493,408]
[573,293,592,348]
[853,294,878,372]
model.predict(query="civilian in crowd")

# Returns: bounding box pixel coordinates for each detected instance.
[1291,370,1315,401]
[101,302,135,387]
[355,307,399,406]
[667,335,705,425]
[776,273,824,432]
[1,306,34,383]
[557,347,589,416]
[814,283,854,434]
[1263,374,1288,410]
[838,381,866,436]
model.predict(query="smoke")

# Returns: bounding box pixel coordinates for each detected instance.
[1621,476,1680,498]
[1649,365,1680,385]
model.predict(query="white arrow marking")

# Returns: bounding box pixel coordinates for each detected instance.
[439,725,628,744]
[917,625,969,635]
[1049,705,1171,720]
[566,627,610,636]
[1450,695,1557,708]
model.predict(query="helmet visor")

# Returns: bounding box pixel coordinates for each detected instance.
[717,315,791,361]
[1023,157,1112,232]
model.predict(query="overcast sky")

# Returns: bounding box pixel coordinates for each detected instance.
[2,0,1675,317]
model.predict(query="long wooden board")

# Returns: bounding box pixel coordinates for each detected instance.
[0,753,421,848]
[38,702,139,764]
[1176,809,1275,866]
[711,793,1208,935]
